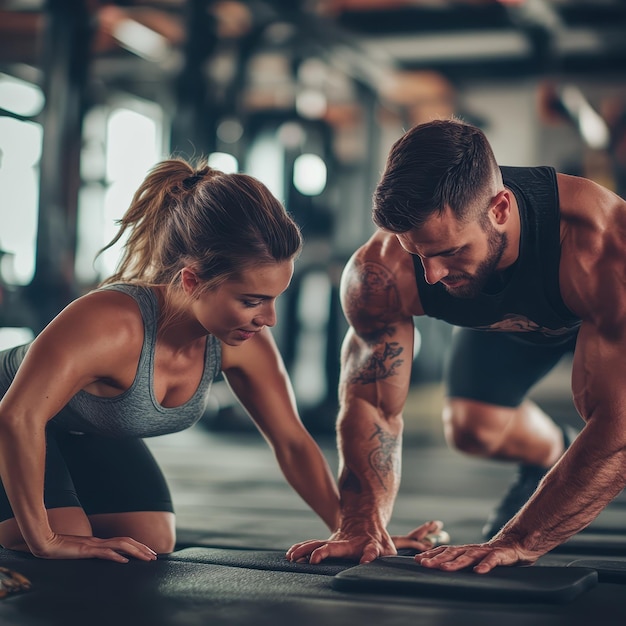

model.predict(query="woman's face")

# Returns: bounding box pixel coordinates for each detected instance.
[192,260,295,345]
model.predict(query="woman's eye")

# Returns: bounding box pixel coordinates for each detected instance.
[243,300,263,308]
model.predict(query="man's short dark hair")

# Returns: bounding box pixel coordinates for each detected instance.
[373,118,499,233]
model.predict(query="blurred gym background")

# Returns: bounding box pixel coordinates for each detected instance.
[0,0,625,439]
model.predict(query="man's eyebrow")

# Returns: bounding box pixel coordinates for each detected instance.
[420,246,459,258]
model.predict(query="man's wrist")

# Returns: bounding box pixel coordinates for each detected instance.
[339,512,388,535]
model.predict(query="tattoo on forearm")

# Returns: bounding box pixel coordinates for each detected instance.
[368,424,399,490]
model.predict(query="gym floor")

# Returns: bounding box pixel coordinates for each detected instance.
[0,374,624,625]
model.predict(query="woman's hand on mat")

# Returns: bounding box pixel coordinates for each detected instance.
[415,539,538,574]
[38,534,158,563]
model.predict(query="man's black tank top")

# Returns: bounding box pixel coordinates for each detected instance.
[412,166,580,340]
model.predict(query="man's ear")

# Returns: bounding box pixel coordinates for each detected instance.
[490,189,511,225]
[180,267,201,297]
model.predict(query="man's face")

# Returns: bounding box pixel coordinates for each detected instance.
[396,206,507,299]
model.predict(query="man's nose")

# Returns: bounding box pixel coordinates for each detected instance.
[421,258,449,285]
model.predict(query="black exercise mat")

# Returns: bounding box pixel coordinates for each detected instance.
[332,556,598,604]
[552,533,626,555]
[2,548,626,626]
[0,553,339,626]
[567,559,626,584]
[166,547,353,575]
[174,527,289,551]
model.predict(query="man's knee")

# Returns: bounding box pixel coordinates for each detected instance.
[443,398,517,456]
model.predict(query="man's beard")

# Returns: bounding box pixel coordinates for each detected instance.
[444,225,508,299]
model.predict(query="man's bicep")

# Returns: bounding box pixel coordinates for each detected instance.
[339,322,414,420]
[339,245,415,418]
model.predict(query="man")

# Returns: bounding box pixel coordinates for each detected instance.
[286,118,626,573]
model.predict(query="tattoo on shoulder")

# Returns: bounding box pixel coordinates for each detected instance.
[346,261,401,326]
[357,261,396,294]
[368,424,399,490]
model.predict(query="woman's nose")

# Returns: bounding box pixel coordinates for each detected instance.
[255,302,277,328]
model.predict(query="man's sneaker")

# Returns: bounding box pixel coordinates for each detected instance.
[482,424,578,540]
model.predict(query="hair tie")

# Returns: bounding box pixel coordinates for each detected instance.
[182,174,203,190]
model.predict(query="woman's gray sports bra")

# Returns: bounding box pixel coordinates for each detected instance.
[0,283,222,438]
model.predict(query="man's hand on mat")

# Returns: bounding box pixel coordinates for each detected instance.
[40,534,158,563]
[415,539,538,574]
[286,520,445,564]
[286,528,395,564]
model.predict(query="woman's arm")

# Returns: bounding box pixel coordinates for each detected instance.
[221,328,340,532]
[0,291,158,562]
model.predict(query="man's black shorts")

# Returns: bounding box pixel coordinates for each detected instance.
[445,327,578,408]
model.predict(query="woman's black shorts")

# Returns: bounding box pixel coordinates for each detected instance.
[0,424,173,522]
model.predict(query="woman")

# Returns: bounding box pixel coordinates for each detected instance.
[0,159,440,563]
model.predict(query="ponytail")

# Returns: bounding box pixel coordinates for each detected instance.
[98,157,302,291]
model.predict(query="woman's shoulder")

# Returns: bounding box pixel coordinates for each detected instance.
[42,287,147,350]
[95,282,156,309]
[17,285,147,387]
[80,285,149,317]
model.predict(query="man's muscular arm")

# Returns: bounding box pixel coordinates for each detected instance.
[335,315,409,556]
[417,175,626,573]
[417,320,626,573]
[287,238,442,563]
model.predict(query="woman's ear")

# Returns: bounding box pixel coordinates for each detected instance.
[180,267,201,297]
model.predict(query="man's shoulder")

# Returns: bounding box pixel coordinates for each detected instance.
[352,231,411,265]
[342,232,422,320]
[557,173,626,321]
[344,233,415,289]
[556,173,625,233]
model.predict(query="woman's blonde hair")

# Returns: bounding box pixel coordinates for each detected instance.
[98,158,302,292]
